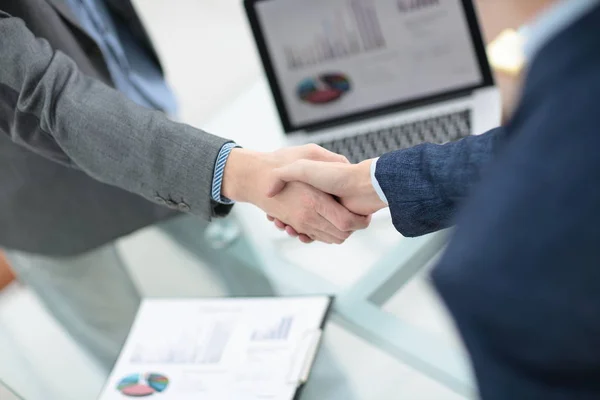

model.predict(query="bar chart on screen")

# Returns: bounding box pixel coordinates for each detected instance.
[283,0,387,70]
[397,0,440,13]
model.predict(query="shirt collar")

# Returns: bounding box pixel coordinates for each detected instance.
[521,0,600,61]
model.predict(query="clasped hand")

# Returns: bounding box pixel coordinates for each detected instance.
[263,158,388,242]
[221,144,373,244]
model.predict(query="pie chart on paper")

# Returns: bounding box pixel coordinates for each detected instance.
[116,373,169,397]
[297,73,352,105]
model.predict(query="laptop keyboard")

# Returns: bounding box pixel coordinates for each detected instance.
[317,110,471,164]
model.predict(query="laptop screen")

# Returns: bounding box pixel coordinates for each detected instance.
[249,0,490,132]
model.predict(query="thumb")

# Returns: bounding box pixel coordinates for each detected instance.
[302,144,349,164]
[314,149,350,164]
[267,160,349,198]
[266,160,313,198]
[266,175,288,198]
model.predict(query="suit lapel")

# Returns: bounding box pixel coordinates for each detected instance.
[103,0,137,21]
[45,0,164,73]
[45,0,87,34]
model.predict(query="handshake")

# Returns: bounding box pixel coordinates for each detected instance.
[221,144,387,244]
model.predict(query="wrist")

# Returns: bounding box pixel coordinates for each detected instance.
[354,159,387,213]
[221,148,270,204]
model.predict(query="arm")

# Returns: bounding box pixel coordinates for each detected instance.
[267,127,505,237]
[0,11,231,219]
[376,127,505,236]
[0,12,369,243]
[431,77,600,398]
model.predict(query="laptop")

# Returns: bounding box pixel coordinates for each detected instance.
[244,0,500,163]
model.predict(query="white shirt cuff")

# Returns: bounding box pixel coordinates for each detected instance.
[370,157,388,205]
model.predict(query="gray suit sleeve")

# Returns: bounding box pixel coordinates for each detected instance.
[0,11,233,219]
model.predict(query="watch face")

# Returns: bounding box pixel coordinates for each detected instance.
[0,379,23,400]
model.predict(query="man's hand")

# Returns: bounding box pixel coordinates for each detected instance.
[267,159,387,214]
[264,159,386,238]
[221,145,371,244]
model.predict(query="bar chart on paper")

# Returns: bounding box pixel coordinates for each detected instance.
[251,316,294,341]
[130,320,234,365]
[100,298,333,400]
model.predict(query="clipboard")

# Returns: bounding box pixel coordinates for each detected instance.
[98,295,334,400]
[288,296,333,400]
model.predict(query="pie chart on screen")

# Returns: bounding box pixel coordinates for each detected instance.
[116,373,169,397]
[297,73,352,105]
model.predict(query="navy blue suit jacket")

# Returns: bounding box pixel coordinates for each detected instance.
[376,5,600,399]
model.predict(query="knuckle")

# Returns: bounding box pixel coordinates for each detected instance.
[339,217,354,231]
[305,144,323,159]
[332,235,345,245]
[360,216,371,229]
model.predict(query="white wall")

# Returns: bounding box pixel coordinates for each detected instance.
[132,0,263,127]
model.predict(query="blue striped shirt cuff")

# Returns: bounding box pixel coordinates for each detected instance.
[211,142,239,204]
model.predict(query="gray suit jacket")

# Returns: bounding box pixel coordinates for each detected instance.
[0,0,233,256]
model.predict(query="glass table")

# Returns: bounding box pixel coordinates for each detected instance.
[0,379,23,400]
[201,78,478,399]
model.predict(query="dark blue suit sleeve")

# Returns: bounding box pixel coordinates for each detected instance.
[375,127,505,236]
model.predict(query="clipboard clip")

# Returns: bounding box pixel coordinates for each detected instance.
[287,329,323,385]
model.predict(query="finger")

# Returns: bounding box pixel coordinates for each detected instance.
[278,218,341,243]
[283,224,299,236]
[272,218,297,235]
[307,231,334,244]
[274,219,286,230]
[267,177,288,198]
[298,234,314,244]
[273,218,298,237]
[285,226,299,237]
[316,194,371,232]
[313,226,346,244]
[302,144,349,164]
[309,214,350,243]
